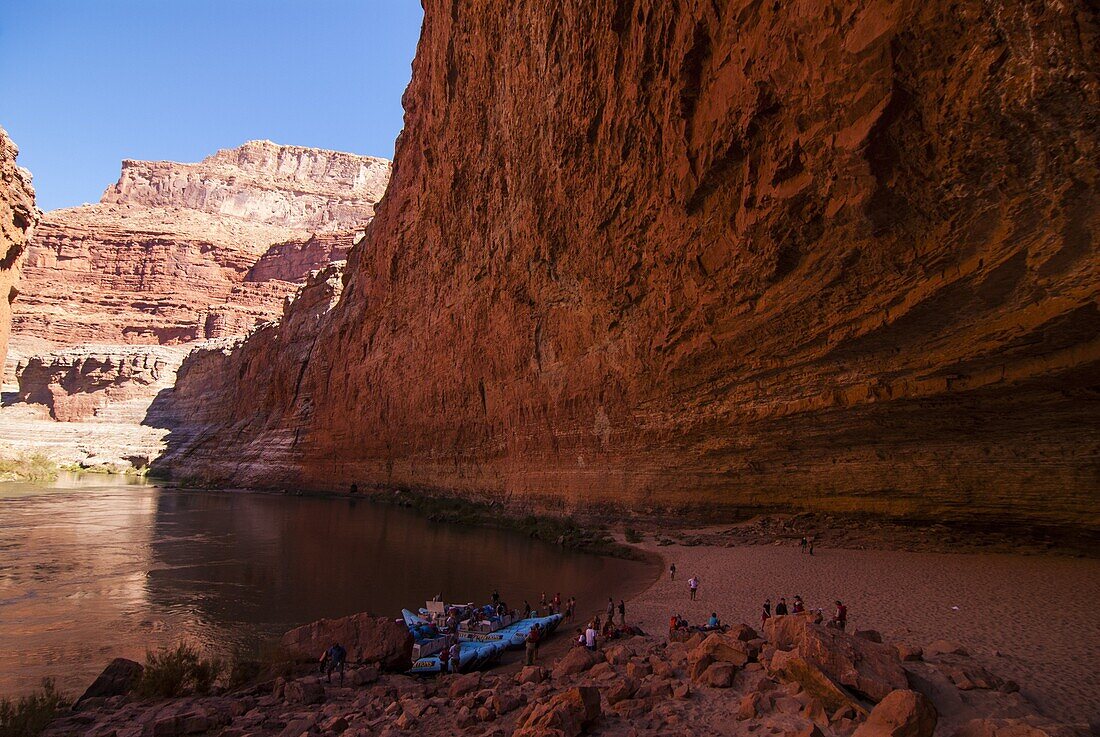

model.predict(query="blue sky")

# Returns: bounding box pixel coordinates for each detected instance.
[0,1,424,212]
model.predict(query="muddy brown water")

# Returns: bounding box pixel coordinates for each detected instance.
[0,475,656,697]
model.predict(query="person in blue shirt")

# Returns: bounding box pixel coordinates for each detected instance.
[707,612,720,628]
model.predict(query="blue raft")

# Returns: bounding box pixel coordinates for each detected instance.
[403,609,507,675]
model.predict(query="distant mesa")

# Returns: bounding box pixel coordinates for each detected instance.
[10,140,391,349]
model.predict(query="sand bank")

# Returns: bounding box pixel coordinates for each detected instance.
[624,540,1100,723]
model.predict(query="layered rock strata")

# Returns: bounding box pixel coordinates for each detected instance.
[12,142,389,345]
[162,0,1099,529]
[0,126,38,369]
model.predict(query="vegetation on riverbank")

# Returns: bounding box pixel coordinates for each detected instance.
[0,679,67,737]
[376,488,647,561]
[0,454,61,483]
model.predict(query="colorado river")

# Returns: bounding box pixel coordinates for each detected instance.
[0,475,655,697]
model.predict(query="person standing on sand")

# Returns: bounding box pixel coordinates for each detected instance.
[762,598,771,628]
[688,575,699,600]
[809,537,815,555]
[525,623,542,665]
[523,600,532,618]
[606,597,615,622]
[617,599,626,626]
[448,639,461,672]
[670,563,677,580]
[800,536,808,553]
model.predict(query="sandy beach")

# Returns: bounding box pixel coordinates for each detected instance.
[623,539,1100,724]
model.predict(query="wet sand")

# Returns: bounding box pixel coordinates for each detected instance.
[624,540,1100,723]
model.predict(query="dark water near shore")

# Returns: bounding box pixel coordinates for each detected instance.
[0,475,654,697]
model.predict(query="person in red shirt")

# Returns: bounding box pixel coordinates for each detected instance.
[833,600,847,630]
[525,623,542,665]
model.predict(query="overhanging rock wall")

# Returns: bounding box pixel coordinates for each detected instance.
[161,0,1100,529]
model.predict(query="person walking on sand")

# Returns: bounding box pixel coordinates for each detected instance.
[762,598,771,628]
[670,563,677,580]
[525,623,542,665]
[688,575,699,601]
[617,599,626,626]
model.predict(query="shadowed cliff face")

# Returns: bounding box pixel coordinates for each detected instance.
[162,0,1100,529]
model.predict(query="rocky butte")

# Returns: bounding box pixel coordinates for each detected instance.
[0,126,38,369]
[11,140,390,346]
[161,0,1097,532]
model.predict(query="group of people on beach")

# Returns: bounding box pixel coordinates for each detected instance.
[761,596,847,630]
[518,591,576,621]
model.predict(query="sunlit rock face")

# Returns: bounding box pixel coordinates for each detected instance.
[0,126,38,370]
[12,142,389,346]
[160,0,1099,530]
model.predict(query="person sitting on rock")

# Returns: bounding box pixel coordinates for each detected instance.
[832,600,847,630]
[776,597,789,616]
[321,642,347,684]
[584,623,598,651]
[792,595,805,614]
[707,612,720,628]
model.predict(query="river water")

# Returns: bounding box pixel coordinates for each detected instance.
[0,475,654,697]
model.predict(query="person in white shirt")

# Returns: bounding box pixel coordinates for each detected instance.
[688,576,700,600]
[584,624,598,650]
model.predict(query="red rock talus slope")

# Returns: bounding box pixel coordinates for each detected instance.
[0,127,38,369]
[13,142,390,345]
[163,0,1100,529]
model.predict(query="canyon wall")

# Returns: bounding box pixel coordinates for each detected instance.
[162,0,1100,529]
[0,127,38,370]
[13,142,389,345]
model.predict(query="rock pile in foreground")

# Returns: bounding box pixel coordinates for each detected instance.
[42,614,1079,737]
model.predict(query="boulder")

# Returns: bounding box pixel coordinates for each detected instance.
[853,690,938,737]
[897,645,924,662]
[690,633,752,666]
[701,662,737,688]
[605,677,639,705]
[768,649,868,717]
[280,613,413,671]
[514,687,601,737]
[448,673,482,698]
[284,679,325,705]
[77,658,144,703]
[737,692,764,720]
[554,647,599,677]
[764,615,906,703]
[516,666,547,685]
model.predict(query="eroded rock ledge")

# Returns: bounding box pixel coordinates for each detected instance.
[160,0,1099,530]
[0,126,39,369]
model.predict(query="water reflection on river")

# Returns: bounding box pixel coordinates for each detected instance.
[0,475,654,696]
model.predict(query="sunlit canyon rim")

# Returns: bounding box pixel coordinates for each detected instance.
[153,0,1098,530]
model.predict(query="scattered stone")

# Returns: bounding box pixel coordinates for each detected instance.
[448,672,482,698]
[516,665,546,685]
[605,677,639,705]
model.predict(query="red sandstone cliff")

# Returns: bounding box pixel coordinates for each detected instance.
[13,142,389,345]
[0,127,39,369]
[162,0,1100,529]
